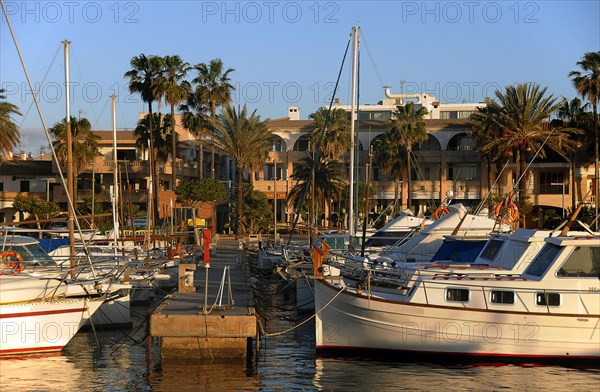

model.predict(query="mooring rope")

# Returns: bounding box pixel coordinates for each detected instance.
[257,284,346,337]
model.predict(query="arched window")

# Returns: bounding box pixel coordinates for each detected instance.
[293,134,311,151]
[270,135,287,152]
[413,134,441,151]
[447,133,476,151]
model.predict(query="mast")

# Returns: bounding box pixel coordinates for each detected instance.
[63,39,75,270]
[349,25,359,237]
[111,95,119,253]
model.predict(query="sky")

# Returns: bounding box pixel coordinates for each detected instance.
[1,0,599,156]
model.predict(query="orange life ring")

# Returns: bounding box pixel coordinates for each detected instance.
[0,250,23,274]
[494,200,519,225]
[432,206,449,220]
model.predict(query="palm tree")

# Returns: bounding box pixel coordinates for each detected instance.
[387,101,428,212]
[125,53,164,225]
[287,153,347,228]
[471,83,581,211]
[374,133,406,216]
[134,113,173,167]
[209,104,271,238]
[159,55,190,189]
[193,58,235,178]
[0,88,21,157]
[557,97,589,125]
[49,116,100,206]
[308,107,350,161]
[470,105,506,197]
[180,88,210,178]
[570,51,600,228]
[556,97,591,208]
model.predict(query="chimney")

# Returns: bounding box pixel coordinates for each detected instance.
[20,150,26,160]
[288,106,300,121]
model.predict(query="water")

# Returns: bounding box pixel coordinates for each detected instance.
[1,278,599,391]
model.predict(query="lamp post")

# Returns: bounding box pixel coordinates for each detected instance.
[551,182,566,219]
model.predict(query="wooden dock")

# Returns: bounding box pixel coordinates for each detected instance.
[150,237,257,360]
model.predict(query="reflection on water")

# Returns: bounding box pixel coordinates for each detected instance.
[150,359,260,392]
[0,354,84,392]
[313,357,600,391]
[0,280,599,391]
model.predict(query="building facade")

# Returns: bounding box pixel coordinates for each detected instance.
[254,96,596,229]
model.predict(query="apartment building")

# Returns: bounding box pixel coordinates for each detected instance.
[255,94,595,228]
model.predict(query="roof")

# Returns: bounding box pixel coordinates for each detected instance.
[93,130,137,142]
[0,160,53,176]
[267,118,314,129]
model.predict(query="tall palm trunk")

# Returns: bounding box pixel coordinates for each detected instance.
[171,104,177,190]
[518,149,527,228]
[198,141,203,178]
[211,103,217,179]
[148,102,159,226]
[236,163,243,238]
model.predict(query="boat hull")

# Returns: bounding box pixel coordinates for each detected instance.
[0,298,102,355]
[315,279,600,359]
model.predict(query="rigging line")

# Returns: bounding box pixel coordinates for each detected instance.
[474,159,510,214]
[94,96,111,130]
[408,148,438,211]
[287,35,352,247]
[512,127,557,196]
[70,46,98,124]
[359,29,386,88]
[17,43,61,130]
[1,2,96,274]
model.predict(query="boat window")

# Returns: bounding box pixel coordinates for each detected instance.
[11,244,56,266]
[536,292,560,306]
[556,246,600,278]
[479,239,504,261]
[490,290,514,304]
[445,288,469,302]
[524,244,562,277]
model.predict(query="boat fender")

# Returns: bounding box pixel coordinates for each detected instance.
[0,250,23,274]
[377,256,394,265]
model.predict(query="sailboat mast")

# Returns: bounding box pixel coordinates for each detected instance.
[349,25,359,237]
[111,95,119,252]
[63,39,75,268]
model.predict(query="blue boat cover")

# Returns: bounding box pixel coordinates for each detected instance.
[38,238,70,253]
[430,240,488,264]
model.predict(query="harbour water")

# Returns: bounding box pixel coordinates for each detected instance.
[1,278,599,391]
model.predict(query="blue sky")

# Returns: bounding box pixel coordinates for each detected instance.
[1,1,599,155]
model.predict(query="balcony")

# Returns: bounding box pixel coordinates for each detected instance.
[51,188,150,204]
